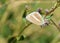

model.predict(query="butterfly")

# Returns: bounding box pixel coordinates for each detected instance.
[26,12,45,25]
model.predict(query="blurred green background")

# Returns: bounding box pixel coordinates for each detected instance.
[0,0,60,43]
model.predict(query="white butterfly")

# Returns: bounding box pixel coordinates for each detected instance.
[26,12,45,25]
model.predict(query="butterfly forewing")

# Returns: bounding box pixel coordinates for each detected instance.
[30,14,41,25]
[26,13,40,25]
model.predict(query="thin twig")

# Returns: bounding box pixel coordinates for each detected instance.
[44,3,58,18]
[50,19,60,31]
[44,1,60,31]
[18,23,32,36]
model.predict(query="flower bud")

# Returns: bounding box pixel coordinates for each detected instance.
[25,5,28,9]
[45,9,49,14]
[37,8,42,14]
[52,7,55,9]
[25,5,30,10]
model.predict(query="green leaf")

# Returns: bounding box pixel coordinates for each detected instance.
[46,14,53,20]
[22,9,27,18]
[7,11,14,20]
[19,35,24,41]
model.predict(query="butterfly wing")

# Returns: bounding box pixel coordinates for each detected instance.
[26,12,45,25]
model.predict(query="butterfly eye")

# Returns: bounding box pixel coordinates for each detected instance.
[26,12,45,25]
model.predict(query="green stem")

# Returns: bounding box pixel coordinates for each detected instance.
[18,23,32,37]
[50,19,60,31]
[16,23,32,41]
[44,2,58,18]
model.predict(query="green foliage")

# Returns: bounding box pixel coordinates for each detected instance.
[46,14,53,20]
[19,35,24,41]
[38,34,49,43]
[1,24,13,38]
[0,0,6,4]
[0,4,7,19]
[8,37,17,43]
[22,9,27,18]
[7,11,14,20]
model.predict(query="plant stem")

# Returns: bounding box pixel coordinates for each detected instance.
[44,2,60,31]
[8,23,32,43]
[44,3,58,18]
[17,23,32,40]
[18,23,32,36]
[50,19,60,31]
